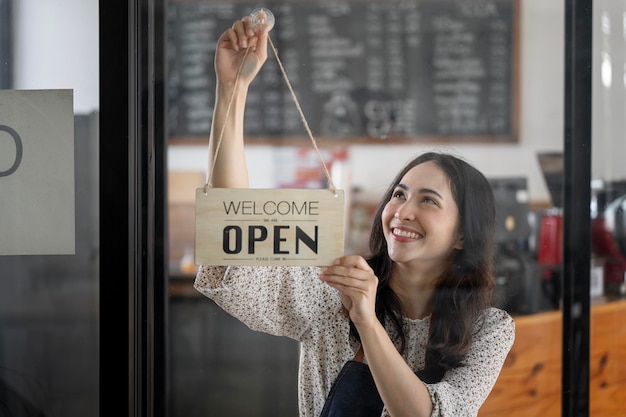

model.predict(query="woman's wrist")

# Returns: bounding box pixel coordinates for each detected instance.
[216,80,249,100]
[354,316,385,340]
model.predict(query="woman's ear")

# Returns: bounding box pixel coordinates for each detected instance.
[454,235,464,250]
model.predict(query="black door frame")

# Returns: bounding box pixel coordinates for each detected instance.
[100,1,167,416]
[563,1,592,416]
[98,0,593,416]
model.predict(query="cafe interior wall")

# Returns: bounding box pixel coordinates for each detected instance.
[12,0,626,274]
[168,0,569,206]
[13,1,625,205]
[9,0,623,260]
[591,0,626,184]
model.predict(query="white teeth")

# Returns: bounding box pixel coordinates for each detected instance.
[393,228,420,239]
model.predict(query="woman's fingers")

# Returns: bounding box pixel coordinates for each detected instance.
[319,256,376,289]
[320,256,378,325]
[223,18,258,51]
[215,16,269,87]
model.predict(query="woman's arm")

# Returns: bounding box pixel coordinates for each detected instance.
[195,265,340,340]
[208,14,270,188]
[363,309,514,417]
[320,255,434,417]
[320,257,515,417]
[360,321,434,417]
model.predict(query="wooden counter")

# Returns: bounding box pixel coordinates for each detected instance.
[479,299,626,417]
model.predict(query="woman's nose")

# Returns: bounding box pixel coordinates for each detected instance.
[395,203,415,221]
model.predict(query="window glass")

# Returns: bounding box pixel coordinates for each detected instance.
[167,0,565,416]
[590,1,626,416]
[0,1,99,415]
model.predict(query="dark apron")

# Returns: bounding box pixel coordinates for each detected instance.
[319,360,384,417]
[319,357,445,417]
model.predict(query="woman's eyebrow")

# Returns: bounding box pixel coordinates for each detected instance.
[398,182,444,200]
[420,188,444,199]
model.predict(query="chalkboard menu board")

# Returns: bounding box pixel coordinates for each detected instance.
[167,0,519,143]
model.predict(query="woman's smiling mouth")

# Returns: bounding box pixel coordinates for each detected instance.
[392,227,422,240]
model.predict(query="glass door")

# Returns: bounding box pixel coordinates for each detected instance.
[162,1,609,417]
[589,1,626,416]
[1,1,168,416]
[99,0,168,416]
[0,1,100,415]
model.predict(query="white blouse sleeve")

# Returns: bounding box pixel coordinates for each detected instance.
[193,265,341,341]
[425,308,515,417]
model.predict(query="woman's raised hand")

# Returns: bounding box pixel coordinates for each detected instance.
[215,12,270,88]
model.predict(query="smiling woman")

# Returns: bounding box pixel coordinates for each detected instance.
[192,13,514,417]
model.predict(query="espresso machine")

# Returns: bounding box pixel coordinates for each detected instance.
[490,152,571,314]
[489,177,548,315]
[534,152,565,309]
[536,152,626,300]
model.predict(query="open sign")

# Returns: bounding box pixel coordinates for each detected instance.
[195,188,345,266]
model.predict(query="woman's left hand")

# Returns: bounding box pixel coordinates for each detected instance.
[319,255,379,327]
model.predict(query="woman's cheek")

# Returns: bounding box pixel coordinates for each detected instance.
[381,204,394,232]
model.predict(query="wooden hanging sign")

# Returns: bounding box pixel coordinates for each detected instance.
[195,188,345,266]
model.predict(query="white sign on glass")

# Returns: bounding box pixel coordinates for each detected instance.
[0,89,75,255]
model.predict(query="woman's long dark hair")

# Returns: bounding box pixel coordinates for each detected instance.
[357,152,497,373]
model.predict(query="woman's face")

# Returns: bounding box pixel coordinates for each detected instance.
[381,161,463,269]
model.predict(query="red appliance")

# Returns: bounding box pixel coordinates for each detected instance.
[537,209,563,268]
[535,152,564,308]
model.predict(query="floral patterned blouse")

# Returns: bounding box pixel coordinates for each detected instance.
[194,265,515,417]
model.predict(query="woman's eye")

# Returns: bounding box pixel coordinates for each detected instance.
[392,190,406,199]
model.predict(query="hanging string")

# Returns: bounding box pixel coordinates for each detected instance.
[265,35,337,194]
[205,20,338,194]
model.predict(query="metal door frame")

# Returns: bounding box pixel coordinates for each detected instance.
[99,1,167,416]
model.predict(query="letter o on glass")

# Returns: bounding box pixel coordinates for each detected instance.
[0,125,23,177]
